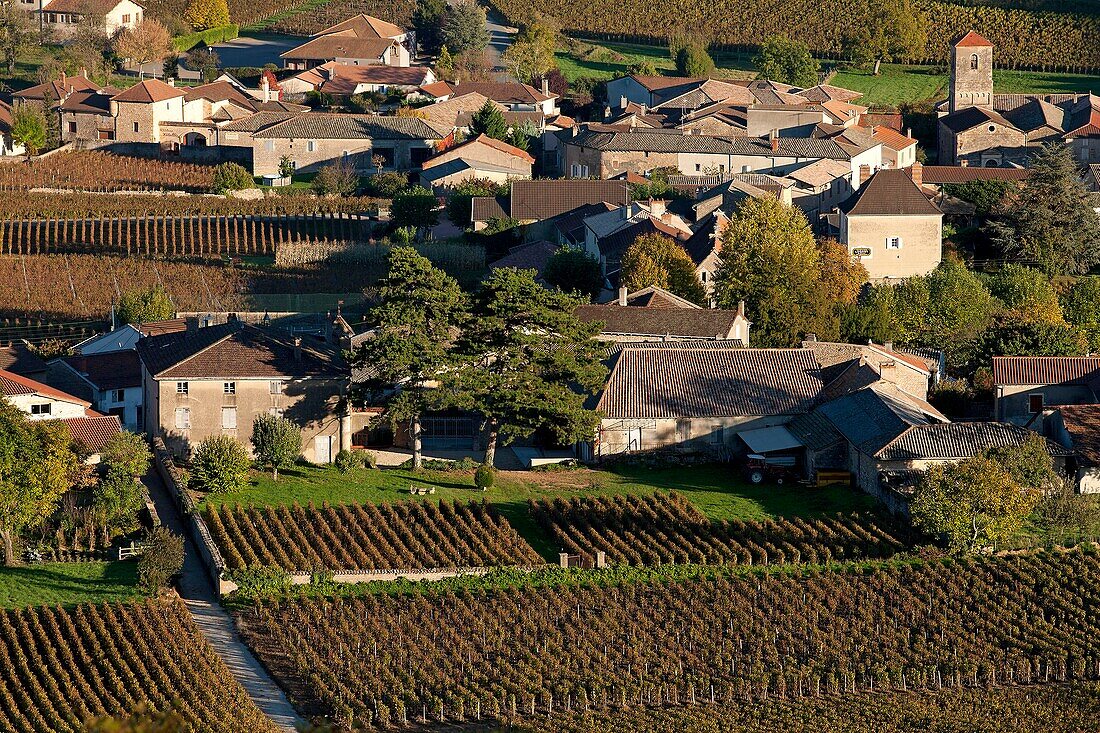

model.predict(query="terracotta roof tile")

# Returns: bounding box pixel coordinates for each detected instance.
[508,180,630,221]
[251,113,443,140]
[840,168,940,216]
[316,13,405,39]
[917,165,1029,184]
[281,34,395,62]
[63,351,142,391]
[576,304,744,339]
[0,344,47,376]
[112,79,185,104]
[954,30,993,47]
[63,414,122,452]
[871,125,917,152]
[1057,404,1100,466]
[0,368,90,405]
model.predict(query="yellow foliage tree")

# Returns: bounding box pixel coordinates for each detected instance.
[185,0,230,30]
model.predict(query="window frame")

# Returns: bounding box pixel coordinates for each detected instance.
[222,406,237,429]
[223,381,236,395]
[1028,394,1045,414]
[176,381,189,395]
[30,403,52,415]
[886,236,902,250]
[269,380,283,394]
[174,407,191,429]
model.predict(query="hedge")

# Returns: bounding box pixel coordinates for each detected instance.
[172,24,240,52]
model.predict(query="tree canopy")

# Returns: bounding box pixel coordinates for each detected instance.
[116,286,174,325]
[988,144,1100,276]
[114,20,171,76]
[752,35,819,87]
[502,20,557,84]
[544,248,604,301]
[442,268,607,467]
[412,0,448,54]
[0,3,37,75]
[11,104,46,157]
[842,0,927,74]
[391,186,439,230]
[350,247,466,469]
[675,43,715,77]
[713,197,864,345]
[468,100,509,141]
[250,414,301,480]
[441,0,489,55]
[620,233,707,305]
[191,436,250,494]
[184,0,230,30]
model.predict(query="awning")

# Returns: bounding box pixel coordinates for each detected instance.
[736,425,803,453]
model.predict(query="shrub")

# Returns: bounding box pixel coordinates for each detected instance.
[250,413,300,480]
[227,565,292,598]
[474,463,495,491]
[365,171,409,198]
[94,465,144,538]
[335,449,363,473]
[191,435,250,494]
[101,431,152,477]
[312,162,360,197]
[139,527,185,593]
[212,162,254,193]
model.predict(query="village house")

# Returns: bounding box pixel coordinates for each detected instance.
[281,14,412,70]
[590,343,822,458]
[250,113,445,176]
[280,63,435,98]
[992,356,1100,424]
[419,134,533,189]
[470,179,630,232]
[1050,405,1100,493]
[418,80,559,117]
[47,351,144,431]
[136,320,356,463]
[35,0,143,38]
[0,368,122,459]
[576,286,751,343]
[838,167,943,280]
[59,78,185,146]
[937,31,1100,166]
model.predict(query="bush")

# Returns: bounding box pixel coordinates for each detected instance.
[101,431,152,477]
[335,449,363,473]
[139,527,185,593]
[228,565,292,598]
[312,162,360,197]
[474,463,495,491]
[191,435,250,494]
[116,285,174,325]
[365,171,409,198]
[171,24,239,52]
[211,162,254,193]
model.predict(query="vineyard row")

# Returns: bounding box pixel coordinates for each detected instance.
[0,213,372,256]
[0,193,382,220]
[237,549,1100,729]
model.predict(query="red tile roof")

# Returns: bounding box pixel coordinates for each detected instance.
[871,125,917,152]
[954,30,993,47]
[427,133,534,165]
[1058,404,1100,466]
[0,368,90,405]
[315,13,405,39]
[281,34,395,62]
[112,79,186,104]
[13,74,99,102]
[840,168,940,216]
[63,351,142,391]
[993,356,1100,386]
[63,414,122,453]
[916,165,1029,184]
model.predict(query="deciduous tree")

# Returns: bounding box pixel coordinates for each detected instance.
[250,413,300,480]
[620,233,706,305]
[842,0,927,74]
[138,527,184,592]
[350,247,466,470]
[0,3,36,75]
[114,20,172,78]
[116,285,174,325]
[544,248,604,300]
[185,0,230,30]
[988,144,1100,276]
[11,104,46,158]
[191,435,250,494]
[441,0,489,56]
[984,264,1063,324]
[391,186,439,230]
[446,178,505,226]
[675,43,714,77]
[502,20,557,83]
[443,268,607,468]
[752,35,819,87]
[1062,276,1100,350]
[101,431,152,478]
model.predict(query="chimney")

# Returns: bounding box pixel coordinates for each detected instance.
[959,159,968,168]
[769,128,779,153]
[648,198,666,219]
[619,95,628,110]
[879,360,898,383]
[81,67,88,79]
[330,65,337,79]
[805,332,816,342]
[603,105,611,119]
[859,164,872,186]
[541,77,549,97]
[906,127,912,139]
[168,78,175,87]
[261,74,271,103]
[185,317,200,332]
[884,340,894,351]
[639,103,646,115]
[618,286,628,306]
[293,337,302,362]
[909,161,923,188]
[737,300,746,317]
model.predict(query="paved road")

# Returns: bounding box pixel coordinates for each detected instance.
[483,4,517,76]
[142,468,305,732]
[211,34,301,69]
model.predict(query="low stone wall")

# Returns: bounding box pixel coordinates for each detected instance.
[153,437,236,597]
[284,564,549,585]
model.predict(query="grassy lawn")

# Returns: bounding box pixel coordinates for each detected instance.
[0,561,144,609]
[830,64,948,106]
[201,463,877,559]
[556,40,755,83]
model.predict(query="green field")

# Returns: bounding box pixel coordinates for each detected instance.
[556,38,1100,108]
[0,561,144,609]
[200,462,876,558]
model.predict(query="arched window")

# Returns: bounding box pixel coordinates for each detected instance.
[970,54,979,70]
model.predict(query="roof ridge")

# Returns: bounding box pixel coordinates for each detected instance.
[147,323,241,376]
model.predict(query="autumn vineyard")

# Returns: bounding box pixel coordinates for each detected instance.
[204,500,543,572]
[0,599,274,733]
[530,493,912,566]
[236,549,1100,729]
[0,152,219,194]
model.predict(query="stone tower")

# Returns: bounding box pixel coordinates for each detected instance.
[949,31,994,113]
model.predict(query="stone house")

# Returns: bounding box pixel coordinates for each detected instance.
[136,321,354,463]
[250,113,444,176]
[1050,405,1100,493]
[590,343,822,458]
[419,81,559,116]
[838,168,942,280]
[576,286,750,343]
[419,134,533,189]
[281,14,412,70]
[801,337,936,401]
[37,0,143,38]
[992,356,1100,424]
[60,78,185,145]
[281,63,434,97]
[937,31,1100,166]
[470,179,630,231]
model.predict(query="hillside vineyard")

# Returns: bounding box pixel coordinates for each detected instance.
[238,550,1100,729]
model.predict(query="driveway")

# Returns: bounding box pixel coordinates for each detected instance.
[211,34,302,69]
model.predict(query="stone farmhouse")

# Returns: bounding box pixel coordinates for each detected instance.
[419,134,533,189]
[992,356,1100,424]
[281,15,413,70]
[20,0,143,38]
[938,31,1100,167]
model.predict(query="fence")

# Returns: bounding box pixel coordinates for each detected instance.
[0,213,372,256]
